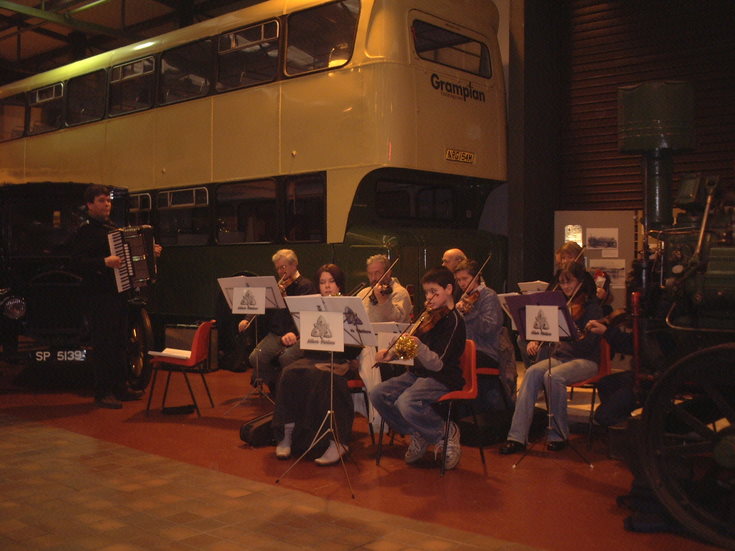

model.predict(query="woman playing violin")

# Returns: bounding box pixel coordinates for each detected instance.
[369,266,466,470]
[500,261,603,455]
[454,260,504,370]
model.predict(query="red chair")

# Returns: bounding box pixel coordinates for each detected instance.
[375,340,486,475]
[568,337,612,446]
[348,377,376,445]
[437,339,486,475]
[146,320,216,417]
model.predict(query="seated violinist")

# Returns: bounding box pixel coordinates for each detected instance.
[500,262,602,454]
[368,267,466,470]
[454,260,504,369]
[238,249,315,394]
[455,260,515,409]
[272,264,358,465]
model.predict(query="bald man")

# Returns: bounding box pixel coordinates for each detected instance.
[442,248,467,301]
[441,248,467,272]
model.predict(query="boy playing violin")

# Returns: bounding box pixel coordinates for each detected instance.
[368,266,466,470]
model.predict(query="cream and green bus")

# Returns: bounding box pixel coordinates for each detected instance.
[0,0,507,361]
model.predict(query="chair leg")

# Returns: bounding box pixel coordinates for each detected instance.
[587,386,598,448]
[470,403,486,468]
[362,389,375,446]
[162,371,173,409]
[199,372,215,408]
[376,419,385,465]
[146,367,159,415]
[440,401,453,476]
[182,372,201,417]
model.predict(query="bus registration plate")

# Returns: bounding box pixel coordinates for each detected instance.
[445,149,475,164]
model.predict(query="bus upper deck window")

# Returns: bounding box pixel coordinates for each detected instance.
[285,0,359,76]
[109,56,155,116]
[28,83,64,135]
[67,70,106,126]
[0,93,26,142]
[216,20,279,92]
[412,20,492,78]
[160,40,212,105]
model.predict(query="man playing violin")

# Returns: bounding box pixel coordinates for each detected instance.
[368,266,466,470]
[238,249,315,395]
[500,262,602,455]
[356,254,411,324]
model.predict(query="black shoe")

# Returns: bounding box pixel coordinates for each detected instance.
[95,395,122,409]
[116,388,144,401]
[547,440,568,452]
[499,440,525,455]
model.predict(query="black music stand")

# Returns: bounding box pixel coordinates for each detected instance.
[504,292,593,468]
[219,276,285,413]
[275,297,375,498]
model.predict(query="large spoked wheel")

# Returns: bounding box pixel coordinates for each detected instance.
[641,343,735,550]
[127,307,153,391]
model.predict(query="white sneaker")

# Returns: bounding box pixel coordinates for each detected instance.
[404,433,429,464]
[275,422,294,459]
[435,422,461,470]
[314,440,348,466]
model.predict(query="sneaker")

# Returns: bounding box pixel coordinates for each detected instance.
[435,422,461,470]
[94,395,122,409]
[404,433,429,464]
[275,422,294,459]
[314,440,348,466]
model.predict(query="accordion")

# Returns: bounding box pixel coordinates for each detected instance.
[107,225,157,293]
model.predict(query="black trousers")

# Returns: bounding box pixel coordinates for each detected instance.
[88,292,129,399]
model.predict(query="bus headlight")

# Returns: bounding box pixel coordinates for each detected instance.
[3,296,27,320]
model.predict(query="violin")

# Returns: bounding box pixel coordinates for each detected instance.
[277,274,295,296]
[367,256,400,305]
[568,291,587,322]
[414,304,450,336]
[456,290,480,314]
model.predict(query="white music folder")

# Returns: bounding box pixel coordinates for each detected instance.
[217,275,286,311]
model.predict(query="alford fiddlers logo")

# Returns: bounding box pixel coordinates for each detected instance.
[431,73,486,103]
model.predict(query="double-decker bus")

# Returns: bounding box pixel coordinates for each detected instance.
[0,0,507,368]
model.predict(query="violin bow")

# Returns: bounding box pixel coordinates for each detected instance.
[367,256,400,301]
[457,253,492,303]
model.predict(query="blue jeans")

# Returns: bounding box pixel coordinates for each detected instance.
[507,356,597,443]
[368,371,449,444]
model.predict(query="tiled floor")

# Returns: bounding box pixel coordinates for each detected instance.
[0,361,721,551]
[0,414,533,551]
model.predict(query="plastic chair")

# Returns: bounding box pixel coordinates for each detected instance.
[437,339,486,475]
[348,377,375,445]
[567,337,612,446]
[374,340,486,475]
[146,320,216,417]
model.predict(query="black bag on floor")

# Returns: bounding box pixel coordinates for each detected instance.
[239,412,274,447]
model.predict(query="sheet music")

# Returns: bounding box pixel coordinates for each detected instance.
[285,295,377,347]
[217,275,286,310]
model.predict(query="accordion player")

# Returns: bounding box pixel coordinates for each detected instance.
[107,225,158,293]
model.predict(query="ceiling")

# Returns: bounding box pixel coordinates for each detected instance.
[0,0,264,85]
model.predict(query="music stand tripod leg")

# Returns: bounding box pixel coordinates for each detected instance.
[275,352,355,498]
[514,343,593,469]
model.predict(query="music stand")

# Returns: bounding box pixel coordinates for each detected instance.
[275,296,376,497]
[219,276,286,411]
[504,292,593,468]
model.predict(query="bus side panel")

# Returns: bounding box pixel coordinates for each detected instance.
[24,125,106,183]
[409,12,507,182]
[0,139,26,183]
[280,70,378,174]
[213,86,280,182]
[104,113,157,190]
[154,99,213,188]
